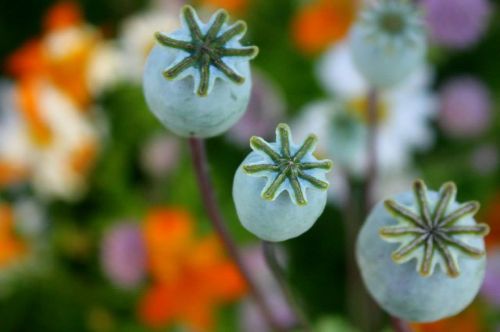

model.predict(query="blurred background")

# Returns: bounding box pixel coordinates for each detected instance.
[0,0,499,331]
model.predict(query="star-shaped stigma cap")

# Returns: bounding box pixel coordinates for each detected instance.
[380,180,490,278]
[243,124,333,206]
[154,5,259,97]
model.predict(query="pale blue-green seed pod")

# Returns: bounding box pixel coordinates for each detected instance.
[357,180,489,322]
[233,124,333,242]
[349,0,427,89]
[143,6,258,138]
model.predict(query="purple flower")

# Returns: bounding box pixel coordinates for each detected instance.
[481,248,500,307]
[227,71,285,147]
[101,222,146,289]
[422,0,491,49]
[439,76,492,138]
[140,134,180,179]
[239,245,295,332]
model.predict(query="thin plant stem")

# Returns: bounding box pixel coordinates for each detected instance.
[342,89,384,331]
[188,138,285,332]
[262,241,313,332]
[364,89,413,332]
[344,177,384,331]
[365,88,379,213]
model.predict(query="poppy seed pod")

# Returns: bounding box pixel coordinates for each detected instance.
[349,0,427,89]
[143,5,258,138]
[357,180,489,322]
[233,124,333,242]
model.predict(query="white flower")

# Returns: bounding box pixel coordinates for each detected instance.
[30,83,99,201]
[292,42,436,205]
[0,81,100,201]
[44,24,121,97]
[44,25,96,60]
[0,83,32,180]
[87,41,124,95]
[13,199,47,239]
[119,9,180,82]
[372,167,420,201]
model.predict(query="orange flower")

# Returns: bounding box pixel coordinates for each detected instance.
[198,0,248,15]
[0,205,27,267]
[6,41,54,146]
[139,208,247,331]
[292,0,358,54]
[411,306,482,332]
[69,141,98,175]
[6,40,46,78]
[1,3,105,199]
[0,163,29,188]
[44,2,82,31]
[15,78,53,146]
[6,2,101,109]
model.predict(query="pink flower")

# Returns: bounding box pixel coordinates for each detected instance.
[422,0,491,49]
[101,222,146,289]
[140,134,180,179]
[481,248,500,307]
[227,71,285,147]
[239,245,295,332]
[439,76,492,138]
